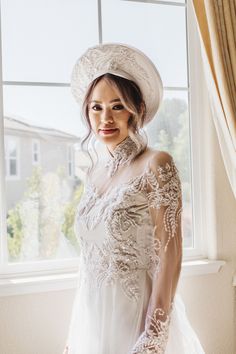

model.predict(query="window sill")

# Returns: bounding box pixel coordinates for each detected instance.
[181,258,226,277]
[0,258,226,297]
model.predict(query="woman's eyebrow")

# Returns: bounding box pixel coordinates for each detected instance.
[89,98,121,103]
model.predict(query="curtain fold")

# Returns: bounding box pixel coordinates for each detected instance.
[191,0,236,198]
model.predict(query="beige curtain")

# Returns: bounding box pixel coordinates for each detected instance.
[191,0,236,198]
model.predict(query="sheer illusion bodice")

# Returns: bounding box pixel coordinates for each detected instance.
[89,135,154,197]
[65,135,205,354]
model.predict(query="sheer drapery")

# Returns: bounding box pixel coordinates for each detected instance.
[191,0,236,198]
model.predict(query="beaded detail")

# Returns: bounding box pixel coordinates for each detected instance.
[70,43,163,125]
[104,135,146,177]
[130,304,173,354]
[146,158,182,252]
[75,173,155,302]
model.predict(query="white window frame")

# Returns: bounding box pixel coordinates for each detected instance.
[0,0,225,289]
[32,138,41,165]
[183,0,205,260]
[4,135,20,180]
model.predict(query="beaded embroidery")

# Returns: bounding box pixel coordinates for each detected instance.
[76,174,156,302]
[130,304,173,354]
[105,135,146,177]
[146,159,182,252]
[75,160,182,296]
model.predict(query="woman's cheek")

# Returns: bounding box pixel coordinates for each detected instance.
[89,114,99,129]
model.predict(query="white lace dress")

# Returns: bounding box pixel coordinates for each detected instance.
[65,135,205,354]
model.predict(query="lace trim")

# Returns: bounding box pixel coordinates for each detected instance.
[130,304,173,354]
[105,135,145,177]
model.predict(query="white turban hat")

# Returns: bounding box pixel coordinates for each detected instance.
[70,43,163,125]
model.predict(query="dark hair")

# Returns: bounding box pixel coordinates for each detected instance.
[80,73,148,176]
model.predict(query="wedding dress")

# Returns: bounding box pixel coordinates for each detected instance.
[65,135,205,354]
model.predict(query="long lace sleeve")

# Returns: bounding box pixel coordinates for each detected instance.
[130,151,183,354]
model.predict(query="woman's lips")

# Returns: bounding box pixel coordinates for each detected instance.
[99,128,118,135]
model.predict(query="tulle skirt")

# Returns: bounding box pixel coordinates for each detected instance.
[66,275,205,354]
[165,293,205,354]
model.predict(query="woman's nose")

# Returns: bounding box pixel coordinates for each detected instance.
[101,108,114,123]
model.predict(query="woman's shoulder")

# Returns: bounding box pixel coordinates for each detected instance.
[141,147,174,171]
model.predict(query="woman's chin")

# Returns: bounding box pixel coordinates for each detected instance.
[96,131,130,148]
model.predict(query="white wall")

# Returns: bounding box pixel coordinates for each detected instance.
[178,103,236,354]
[0,290,75,354]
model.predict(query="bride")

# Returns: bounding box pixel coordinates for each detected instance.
[63,43,205,354]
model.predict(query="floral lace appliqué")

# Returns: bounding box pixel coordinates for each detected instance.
[130,304,173,354]
[146,158,182,252]
[76,175,154,302]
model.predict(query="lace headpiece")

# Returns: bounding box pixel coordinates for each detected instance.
[70,43,163,125]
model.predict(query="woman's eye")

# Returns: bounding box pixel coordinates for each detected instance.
[113,104,124,110]
[91,105,102,111]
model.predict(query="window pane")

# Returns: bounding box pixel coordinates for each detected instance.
[102,0,187,87]
[9,159,17,175]
[68,146,72,160]
[3,85,86,263]
[68,162,72,177]
[7,139,17,157]
[33,152,38,163]
[1,0,98,82]
[33,142,38,151]
[145,90,193,248]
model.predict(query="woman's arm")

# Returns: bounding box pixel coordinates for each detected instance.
[131,151,183,354]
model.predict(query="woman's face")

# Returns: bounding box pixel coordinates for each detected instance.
[88,78,131,153]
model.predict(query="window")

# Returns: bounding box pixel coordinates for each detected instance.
[32,139,40,165]
[5,136,20,179]
[0,0,205,276]
[0,0,98,274]
[101,0,204,259]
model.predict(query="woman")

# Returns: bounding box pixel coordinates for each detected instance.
[63,43,205,354]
